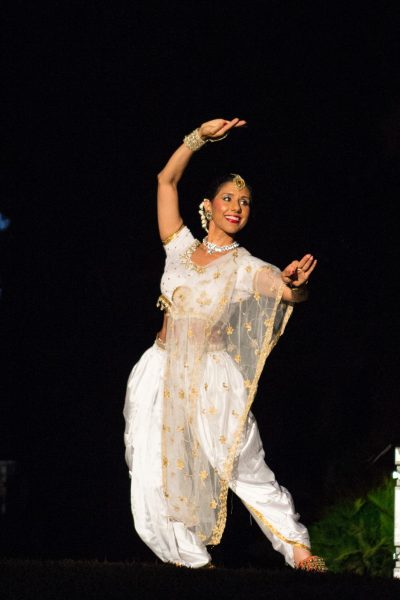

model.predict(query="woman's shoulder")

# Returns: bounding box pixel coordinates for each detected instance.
[163,224,196,257]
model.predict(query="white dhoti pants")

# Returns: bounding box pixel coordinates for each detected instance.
[123,343,310,568]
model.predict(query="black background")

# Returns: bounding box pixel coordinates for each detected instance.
[1,1,399,565]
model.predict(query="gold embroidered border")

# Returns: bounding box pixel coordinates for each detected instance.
[162,222,185,246]
[243,501,311,551]
[209,278,293,545]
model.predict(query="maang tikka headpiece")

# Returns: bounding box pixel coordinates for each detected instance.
[231,173,246,190]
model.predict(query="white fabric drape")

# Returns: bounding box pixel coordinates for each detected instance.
[124,343,310,567]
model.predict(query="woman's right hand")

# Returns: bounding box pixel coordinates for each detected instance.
[199,118,246,141]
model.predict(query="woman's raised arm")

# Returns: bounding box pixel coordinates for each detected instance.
[157,118,246,242]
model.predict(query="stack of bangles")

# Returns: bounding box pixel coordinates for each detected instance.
[183,128,228,152]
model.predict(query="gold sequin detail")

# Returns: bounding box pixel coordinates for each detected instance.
[196,292,212,306]
[244,502,311,551]
[180,240,205,273]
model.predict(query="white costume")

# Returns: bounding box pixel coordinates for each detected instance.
[124,226,310,568]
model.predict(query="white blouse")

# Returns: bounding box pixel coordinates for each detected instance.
[160,226,281,309]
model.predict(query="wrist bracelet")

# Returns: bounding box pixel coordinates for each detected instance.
[183,129,207,152]
[286,281,308,292]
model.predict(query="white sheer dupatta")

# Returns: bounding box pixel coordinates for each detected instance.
[162,251,293,545]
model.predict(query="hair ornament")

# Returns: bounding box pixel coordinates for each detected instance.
[199,200,212,231]
[231,173,246,190]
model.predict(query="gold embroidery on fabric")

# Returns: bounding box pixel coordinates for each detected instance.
[208,406,218,415]
[180,240,205,273]
[209,277,292,545]
[178,389,185,399]
[196,292,212,306]
[226,325,234,335]
[244,322,252,332]
[244,502,311,551]
[164,389,170,399]
[176,459,185,470]
[162,255,292,548]
[176,425,184,432]
[222,382,229,390]
[210,499,218,509]
[162,424,171,432]
[219,435,227,444]
[188,328,194,338]
[245,265,252,273]
[234,354,241,363]
[156,294,172,313]
[243,379,252,389]
[213,271,221,279]
[204,383,208,391]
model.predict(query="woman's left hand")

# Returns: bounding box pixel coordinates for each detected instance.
[281,254,317,288]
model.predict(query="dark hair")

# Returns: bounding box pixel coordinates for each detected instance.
[204,173,253,202]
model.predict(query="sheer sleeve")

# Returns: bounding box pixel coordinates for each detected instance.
[233,253,286,301]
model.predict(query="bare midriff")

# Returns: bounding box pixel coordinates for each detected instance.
[156,313,168,344]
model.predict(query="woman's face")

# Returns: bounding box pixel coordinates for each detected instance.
[205,181,251,236]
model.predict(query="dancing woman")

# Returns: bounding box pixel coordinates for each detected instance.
[123,117,326,571]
